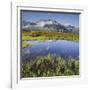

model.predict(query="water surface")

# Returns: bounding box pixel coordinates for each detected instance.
[22,40,79,63]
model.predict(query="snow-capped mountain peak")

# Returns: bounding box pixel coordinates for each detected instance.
[36,19,59,27]
[22,19,79,34]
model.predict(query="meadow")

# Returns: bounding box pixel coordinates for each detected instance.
[21,54,79,78]
[22,31,79,42]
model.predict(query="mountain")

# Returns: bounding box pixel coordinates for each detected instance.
[36,19,59,27]
[22,19,79,34]
[65,25,79,34]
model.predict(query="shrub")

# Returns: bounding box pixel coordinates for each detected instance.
[21,54,79,78]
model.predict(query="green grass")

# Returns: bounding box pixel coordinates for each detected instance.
[21,54,79,78]
[22,36,46,41]
[22,41,34,48]
[22,31,79,41]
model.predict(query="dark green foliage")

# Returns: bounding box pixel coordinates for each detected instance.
[21,54,79,78]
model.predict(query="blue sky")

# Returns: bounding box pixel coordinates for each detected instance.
[21,10,80,27]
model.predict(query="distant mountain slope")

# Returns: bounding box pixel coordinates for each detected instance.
[22,19,79,34]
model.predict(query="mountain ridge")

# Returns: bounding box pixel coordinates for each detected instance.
[22,19,79,34]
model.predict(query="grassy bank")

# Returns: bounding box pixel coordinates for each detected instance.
[22,31,79,41]
[22,41,35,48]
[21,54,79,78]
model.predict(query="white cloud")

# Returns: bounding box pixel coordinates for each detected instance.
[64,23,71,26]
